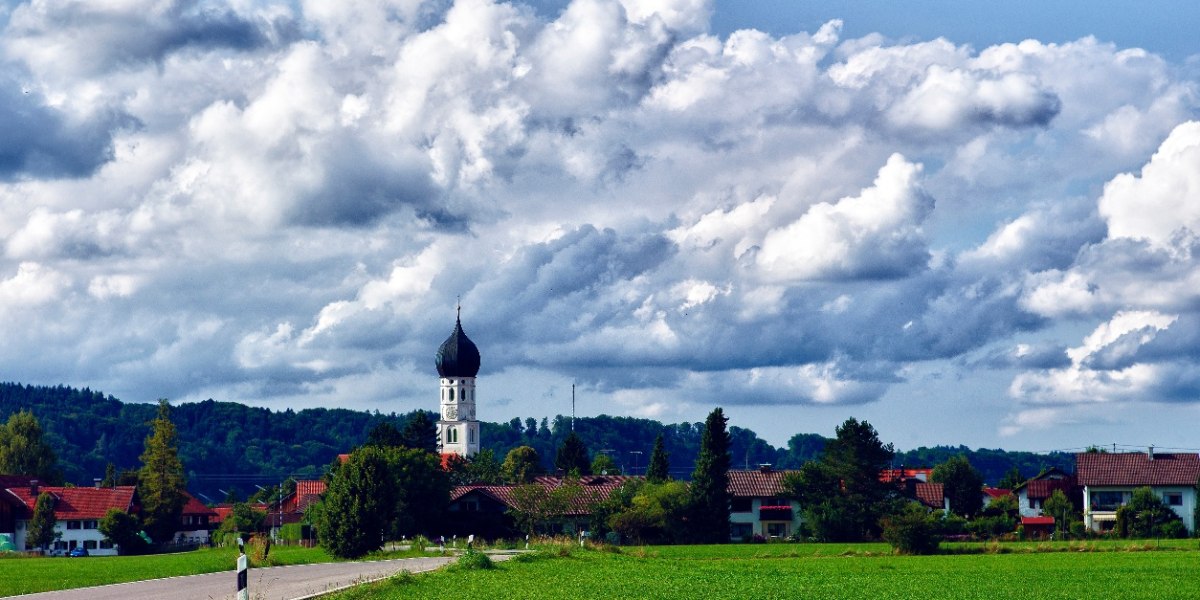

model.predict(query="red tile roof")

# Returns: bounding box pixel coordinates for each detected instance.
[1023,478,1074,500]
[983,487,1011,499]
[913,482,944,509]
[281,480,327,513]
[451,476,642,516]
[182,493,216,516]
[726,469,797,498]
[211,502,269,525]
[1076,452,1200,487]
[1021,516,1055,526]
[6,486,136,520]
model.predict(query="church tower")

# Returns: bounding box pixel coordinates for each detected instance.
[435,308,481,458]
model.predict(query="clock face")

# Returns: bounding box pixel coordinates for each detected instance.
[445,405,458,420]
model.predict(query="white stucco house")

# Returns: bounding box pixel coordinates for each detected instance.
[728,466,803,540]
[1076,451,1200,534]
[4,481,137,556]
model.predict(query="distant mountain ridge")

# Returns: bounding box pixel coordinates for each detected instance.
[0,382,1074,500]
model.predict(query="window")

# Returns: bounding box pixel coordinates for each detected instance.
[68,540,78,550]
[99,540,114,549]
[84,520,98,529]
[447,427,458,444]
[54,541,68,550]
[449,388,455,401]
[730,498,752,513]
[67,520,81,530]
[465,500,479,512]
[469,427,475,443]
[1164,493,1183,507]
[83,540,97,550]
[1091,491,1125,511]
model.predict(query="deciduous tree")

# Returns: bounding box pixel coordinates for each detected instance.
[27,492,58,552]
[99,508,147,554]
[591,453,620,476]
[502,446,544,484]
[138,400,187,545]
[0,410,61,483]
[317,446,394,558]
[932,455,984,517]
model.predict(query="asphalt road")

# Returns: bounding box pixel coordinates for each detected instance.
[10,553,514,600]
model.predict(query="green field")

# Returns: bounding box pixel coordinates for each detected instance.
[0,545,335,596]
[331,541,1200,600]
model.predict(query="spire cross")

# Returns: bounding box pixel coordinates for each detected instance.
[456,297,461,321]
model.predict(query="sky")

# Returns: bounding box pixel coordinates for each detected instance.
[2,0,1200,453]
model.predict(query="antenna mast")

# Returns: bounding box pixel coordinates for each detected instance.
[571,383,576,432]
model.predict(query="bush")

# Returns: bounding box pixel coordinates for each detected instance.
[881,503,941,555]
[454,549,494,570]
[1069,521,1088,539]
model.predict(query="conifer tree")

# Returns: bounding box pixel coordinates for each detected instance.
[138,400,187,544]
[646,433,670,483]
[555,432,591,476]
[687,408,731,543]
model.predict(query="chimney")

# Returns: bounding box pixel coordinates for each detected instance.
[94,478,102,488]
[30,479,38,496]
[1149,445,1154,461]
[758,463,772,473]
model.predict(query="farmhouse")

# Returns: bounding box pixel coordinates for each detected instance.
[1076,450,1200,534]
[3,480,136,556]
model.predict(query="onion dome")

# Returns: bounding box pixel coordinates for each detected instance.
[435,313,480,378]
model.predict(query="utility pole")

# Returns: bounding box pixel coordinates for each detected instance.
[571,384,576,432]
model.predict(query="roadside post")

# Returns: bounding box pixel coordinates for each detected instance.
[237,537,248,600]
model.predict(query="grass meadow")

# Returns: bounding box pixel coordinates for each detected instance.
[330,540,1200,600]
[0,545,338,596]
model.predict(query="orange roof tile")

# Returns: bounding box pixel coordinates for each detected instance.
[6,486,136,520]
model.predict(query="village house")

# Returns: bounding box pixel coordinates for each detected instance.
[449,475,638,539]
[727,466,802,541]
[3,480,136,556]
[1076,450,1200,534]
[176,493,217,546]
[1012,467,1075,517]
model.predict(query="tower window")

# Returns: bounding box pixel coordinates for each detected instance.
[449,388,455,401]
[447,427,458,444]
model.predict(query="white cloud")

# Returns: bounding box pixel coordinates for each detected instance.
[1099,121,1200,246]
[756,153,933,281]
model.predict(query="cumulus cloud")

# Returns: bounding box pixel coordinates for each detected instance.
[756,154,933,281]
[1,0,1199,447]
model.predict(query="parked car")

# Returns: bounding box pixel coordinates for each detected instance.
[68,547,89,558]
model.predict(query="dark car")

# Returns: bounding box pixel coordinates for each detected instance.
[68,547,89,558]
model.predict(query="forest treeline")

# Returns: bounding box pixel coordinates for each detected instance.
[0,382,1073,500]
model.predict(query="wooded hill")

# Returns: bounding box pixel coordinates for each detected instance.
[0,382,1074,500]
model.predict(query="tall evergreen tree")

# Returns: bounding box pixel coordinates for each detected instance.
[399,411,437,454]
[0,410,61,483]
[646,433,670,483]
[783,417,899,542]
[138,400,187,544]
[555,432,591,476]
[27,491,58,552]
[687,408,731,543]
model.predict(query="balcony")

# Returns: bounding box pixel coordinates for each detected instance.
[758,505,793,521]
